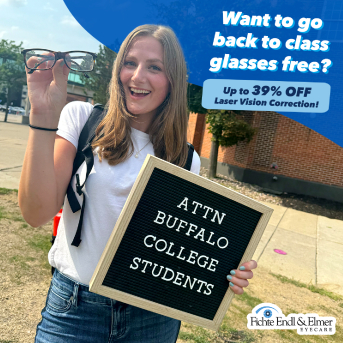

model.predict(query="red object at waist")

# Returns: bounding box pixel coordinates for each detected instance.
[53,209,63,237]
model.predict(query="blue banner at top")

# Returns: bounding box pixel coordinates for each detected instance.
[63,0,343,147]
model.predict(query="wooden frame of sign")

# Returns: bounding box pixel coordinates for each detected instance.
[90,154,273,331]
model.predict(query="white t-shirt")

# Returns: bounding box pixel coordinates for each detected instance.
[48,101,201,285]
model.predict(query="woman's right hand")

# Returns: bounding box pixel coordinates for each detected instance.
[26,55,70,128]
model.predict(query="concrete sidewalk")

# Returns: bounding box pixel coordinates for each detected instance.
[0,114,28,189]
[1,116,343,296]
[253,202,343,296]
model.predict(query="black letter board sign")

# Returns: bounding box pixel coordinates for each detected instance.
[90,155,273,331]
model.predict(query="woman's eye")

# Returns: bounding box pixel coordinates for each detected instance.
[150,65,161,71]
[124,61,135,67]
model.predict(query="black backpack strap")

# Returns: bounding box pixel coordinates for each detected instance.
[77,103,106,155]
[70,145,94,246]
[184,143,194,171]
[66,103,106,247]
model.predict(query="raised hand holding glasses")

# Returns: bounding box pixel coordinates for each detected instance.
[22,49,96,129]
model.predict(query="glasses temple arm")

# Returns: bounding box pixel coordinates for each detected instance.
[27,58,53,73]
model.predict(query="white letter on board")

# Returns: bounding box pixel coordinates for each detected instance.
[204,284,215,295]
[206,232,216,246]
[141,260,152,273]
[211,210,227,225]
[144,235,156,248]
[129,257,141,270]
[194,228,205,241]
[196,280,208,293]
[154,211,166,224]
[161,267,175,281]
[217,237,229,249]
[191,201,203,214]
[186,250,199,264]
[202,206,214,219]
[185,223,198,236]
[207,258,219,272]
[183,276,198,290]
[177,197,189,211]
[152,263,164,277]
[173,272,185,286]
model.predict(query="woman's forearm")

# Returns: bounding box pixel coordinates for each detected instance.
[19,128,61,227]
[19,55,72,226]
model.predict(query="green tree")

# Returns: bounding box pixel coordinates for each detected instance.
[206,109,256,178]
[0,39,26,122]
[0,89,6,105]
[82,45,117,105]
[187,83,207,114]
[187,84,256,178]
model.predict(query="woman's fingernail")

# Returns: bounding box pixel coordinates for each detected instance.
[227,275,232,281]
[230,282,235,287]
[60,60,65,66]
[230,270,236,275]
[239,266,246,271]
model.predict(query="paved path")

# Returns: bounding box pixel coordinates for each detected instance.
[253,203,343,296]
[0,113,28,189]
[1,116,343,296]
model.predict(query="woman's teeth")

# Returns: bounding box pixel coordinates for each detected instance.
[130,87,150,95]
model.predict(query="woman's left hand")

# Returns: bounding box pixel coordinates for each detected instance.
[227,260,257,295]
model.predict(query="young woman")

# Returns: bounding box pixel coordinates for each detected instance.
[19,24,257,343]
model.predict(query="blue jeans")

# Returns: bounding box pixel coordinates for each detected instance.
[35,269,181,342]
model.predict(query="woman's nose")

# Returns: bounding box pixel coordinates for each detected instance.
[131,65,146,83]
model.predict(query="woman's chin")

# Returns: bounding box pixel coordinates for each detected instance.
[128,109,143,117]
[127,107,156,118]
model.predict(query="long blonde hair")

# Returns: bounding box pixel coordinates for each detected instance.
[92,24,189,167]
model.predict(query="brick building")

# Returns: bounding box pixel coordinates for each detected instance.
[187,111,343,202]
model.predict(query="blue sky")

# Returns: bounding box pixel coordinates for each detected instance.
[0,0,101,53]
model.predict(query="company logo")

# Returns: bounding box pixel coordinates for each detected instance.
[247,303,336,335]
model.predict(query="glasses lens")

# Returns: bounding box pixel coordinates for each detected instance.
[65,52,94,72]
[25,50,55,70]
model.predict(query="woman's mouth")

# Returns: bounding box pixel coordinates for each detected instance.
[130,87,151,98]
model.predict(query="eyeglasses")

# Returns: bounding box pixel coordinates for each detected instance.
[21,49,97,78]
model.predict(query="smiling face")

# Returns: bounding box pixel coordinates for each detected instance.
[120,36,170,127]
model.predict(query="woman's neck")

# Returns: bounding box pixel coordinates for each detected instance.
[129,112,155,133]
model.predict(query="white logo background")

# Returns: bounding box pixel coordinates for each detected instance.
[247,303,336,335]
